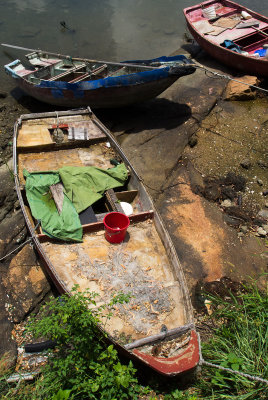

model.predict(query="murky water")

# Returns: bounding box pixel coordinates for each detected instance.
[0,0,267,91]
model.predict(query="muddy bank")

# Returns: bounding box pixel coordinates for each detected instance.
[0,44,267,364]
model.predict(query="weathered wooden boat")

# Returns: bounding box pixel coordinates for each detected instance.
[184,0,268,77]
[4,48,196,108]
[14,108,200,376]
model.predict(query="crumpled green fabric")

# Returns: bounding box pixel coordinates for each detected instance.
[58,163,128,213]
[24,170,83,242]
[23,163,128,242]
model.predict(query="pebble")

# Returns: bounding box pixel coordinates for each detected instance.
[240,159,251,169]
[256,227,267,237]
[237,232,244,238]
[262,224,268,232]
[257,209,268,220]
[263,190,268,196]
[265,202,268,208]
[240,225,248,234]
[257,160,268,169]
[257,179,263,186]
[188,135,198,148]
[221,199,232,207]
[0,91,7,98]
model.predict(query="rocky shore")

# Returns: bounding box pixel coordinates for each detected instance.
[0,44,267,368]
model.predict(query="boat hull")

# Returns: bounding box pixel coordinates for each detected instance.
[16,74,180,108]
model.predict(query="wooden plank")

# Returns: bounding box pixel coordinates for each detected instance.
[48,63,87,81]
[69,72,91,83]
[105,189,124,213]
[18,125,54,148]
[115,190,138,203]
[37,210,154,242]
[50,183,64,214]
[19,109,92,121]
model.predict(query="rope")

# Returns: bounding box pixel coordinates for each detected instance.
[201,360,268,384]
[0,238,32,261]
[0,221,40,262]
[55,111,59,129]
[197,333,268,385]
[193,63,268,94]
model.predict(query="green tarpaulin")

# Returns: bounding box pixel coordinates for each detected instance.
[24,164,128,242]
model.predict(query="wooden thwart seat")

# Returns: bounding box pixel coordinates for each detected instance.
[69,72,91,83]
[48,63,87,81]
[17,125,54,148]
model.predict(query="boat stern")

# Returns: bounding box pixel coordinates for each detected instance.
[4,59,35,79]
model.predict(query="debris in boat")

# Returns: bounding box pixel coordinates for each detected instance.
[144,332,191,358]
[65,235,175,337]
[49,183,64,215]
[52,128,65,143]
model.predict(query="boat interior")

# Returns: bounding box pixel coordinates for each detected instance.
[185,1,268,55]
[9,52,150,84]
[16,111,190,352]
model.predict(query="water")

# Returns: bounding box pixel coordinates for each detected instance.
[0,0,267,92]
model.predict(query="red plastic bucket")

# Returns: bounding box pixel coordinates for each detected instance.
[103,212,130,243]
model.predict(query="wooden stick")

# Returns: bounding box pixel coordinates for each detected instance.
[50,183,64,215]
[124,323,194,350]
[1,43,159,70]
[251,26,268,38]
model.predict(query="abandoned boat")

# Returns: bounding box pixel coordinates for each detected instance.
[13,108,199,376]
[5,49,196,108]
[184,0,268,77]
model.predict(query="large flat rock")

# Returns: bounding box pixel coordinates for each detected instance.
[97,49,267,293]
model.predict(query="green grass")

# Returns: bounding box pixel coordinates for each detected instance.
[187,277,268,400]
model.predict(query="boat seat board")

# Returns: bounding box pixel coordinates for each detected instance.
[69,72,91,83]
[48,63,87,81]
[204,20,268,45]
[17,116,106,149]
[42,220,186,341]
[17,125,54,148]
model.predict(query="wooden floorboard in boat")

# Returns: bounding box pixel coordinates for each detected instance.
[42,220,186,342]
[18,143,116,184]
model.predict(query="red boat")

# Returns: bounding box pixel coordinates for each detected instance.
[184,0,268,77]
